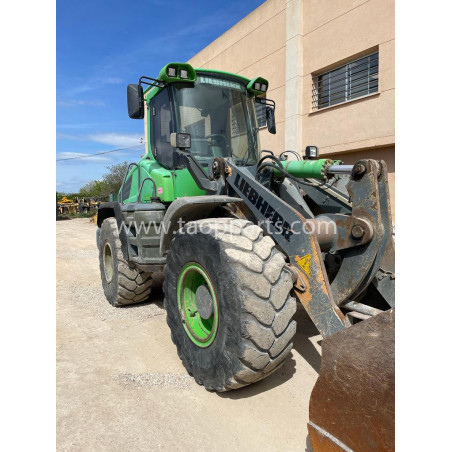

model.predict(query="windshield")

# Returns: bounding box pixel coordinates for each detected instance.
[171,74,260,166]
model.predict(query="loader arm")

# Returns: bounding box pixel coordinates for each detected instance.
[225,163,349,337]
[177,151,394,337]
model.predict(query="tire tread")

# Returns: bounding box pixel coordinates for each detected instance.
[164,218,297,391]
[99,218,152,306]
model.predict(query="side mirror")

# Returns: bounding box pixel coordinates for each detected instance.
[266,106,276,134]
[170,132,191,149]
[127,84,144,119]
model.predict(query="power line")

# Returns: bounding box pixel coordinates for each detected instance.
[56,144,145,162]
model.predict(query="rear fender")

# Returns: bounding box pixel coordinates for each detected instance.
[97,202,129,260]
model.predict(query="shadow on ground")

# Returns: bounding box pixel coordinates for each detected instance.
[217,355,297,399]
[219,306,322,399]
[118,272,165,309]
[305,435,314,452]
[291,307,322,374]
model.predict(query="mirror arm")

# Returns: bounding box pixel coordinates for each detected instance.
[256,97,275,109]
[173,150,218,194]
[138,76,166,89]
[256,97,276,134]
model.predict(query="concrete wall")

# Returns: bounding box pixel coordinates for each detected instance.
[300,0,395,154]
[188,0,287,152]
[188,0,395,215]
[299,0,395,215]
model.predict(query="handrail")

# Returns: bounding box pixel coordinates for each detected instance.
[137,177,158,202]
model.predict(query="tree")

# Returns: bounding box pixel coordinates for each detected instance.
[79,179,110,198]
[102,161,131,195]
[76,161,131,199]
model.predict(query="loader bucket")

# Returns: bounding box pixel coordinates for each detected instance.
[308,309,395,452]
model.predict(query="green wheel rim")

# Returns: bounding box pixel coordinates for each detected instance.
[177,262,219,347]
[103,242,114,283]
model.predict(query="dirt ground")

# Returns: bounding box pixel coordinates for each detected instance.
[56,218,322,451]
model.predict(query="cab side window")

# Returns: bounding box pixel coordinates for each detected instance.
[150,88,174,169]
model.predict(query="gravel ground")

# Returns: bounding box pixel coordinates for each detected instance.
[112,372,193,389]
[67,284,165,322]
[56,218,321,451]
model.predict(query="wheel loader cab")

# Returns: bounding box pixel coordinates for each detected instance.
[148,73,262,170]
[123,64,273,202]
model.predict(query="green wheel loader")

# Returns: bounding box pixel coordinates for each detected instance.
[96,63,394,404]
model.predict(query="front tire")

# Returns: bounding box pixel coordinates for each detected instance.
[163,218,297,392]
[98,218,152,306]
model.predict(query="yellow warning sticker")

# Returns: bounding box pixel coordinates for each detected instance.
[297,254,312,277]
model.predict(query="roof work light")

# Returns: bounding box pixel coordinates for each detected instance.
[305,146,319,160]
[166,66,177,77]
[247,76,269,95]
[159,63,197,84]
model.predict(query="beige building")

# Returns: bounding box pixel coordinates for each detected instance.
[188,0,395,217]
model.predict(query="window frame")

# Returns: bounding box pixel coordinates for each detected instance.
[149,87,176,169]
[312,52,379,111]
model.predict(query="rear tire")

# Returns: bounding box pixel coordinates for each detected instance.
[163,218,297,391]
[98,218,152,306]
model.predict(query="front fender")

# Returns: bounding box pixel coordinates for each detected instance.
[159,196,243,256]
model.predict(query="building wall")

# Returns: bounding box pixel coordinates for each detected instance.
[300,0,395,218]
[188,0,395,216]
[187,0,287,152]
[300,0,395,152]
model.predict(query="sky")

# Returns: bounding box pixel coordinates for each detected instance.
[56,0,265,193]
